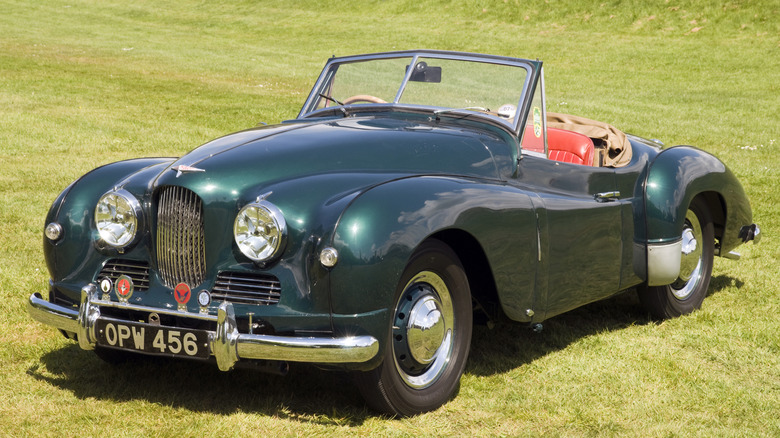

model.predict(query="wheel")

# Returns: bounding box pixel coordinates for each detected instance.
[354,239,472,416]
[343,94,387,105]
[638,197,714,319]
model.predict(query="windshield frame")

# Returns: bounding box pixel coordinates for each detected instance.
[297,50,540,135]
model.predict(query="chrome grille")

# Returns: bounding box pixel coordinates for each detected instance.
[213,271,281,306]
[98,259,151,291]
[156,186,206,288]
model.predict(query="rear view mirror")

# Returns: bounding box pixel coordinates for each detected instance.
[408,62,441,83]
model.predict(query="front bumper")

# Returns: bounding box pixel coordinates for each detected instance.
[27,284,379,371]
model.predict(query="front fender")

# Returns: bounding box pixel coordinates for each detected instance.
[44,158,175,282]
[327,175,538,335]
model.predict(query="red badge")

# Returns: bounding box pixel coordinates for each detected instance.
[117,277,132,297]
[115,275,134,302]
[174,283,191,304]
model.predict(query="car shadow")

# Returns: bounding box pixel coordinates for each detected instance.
[467,274,740,376]
[707,274,744,297]
[27,346,374,424]
[467,289,651,377]
[27,275,739,421]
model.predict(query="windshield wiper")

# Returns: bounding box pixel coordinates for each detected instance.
[318,93,349,117]
[432,107,509,121]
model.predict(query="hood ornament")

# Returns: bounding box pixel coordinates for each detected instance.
[171,164,206,178]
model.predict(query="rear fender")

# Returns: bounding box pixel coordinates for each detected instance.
[645,146,752,284]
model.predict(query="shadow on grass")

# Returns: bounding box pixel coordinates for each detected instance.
[28,345,373,424]
[707,274,744,297]
[27,275,738,421]
[467,289,650,377]
[466,274,739,376]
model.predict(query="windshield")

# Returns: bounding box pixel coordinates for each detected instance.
[299,51,534,130]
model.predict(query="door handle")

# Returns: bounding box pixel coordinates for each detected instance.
[595,191,620,202]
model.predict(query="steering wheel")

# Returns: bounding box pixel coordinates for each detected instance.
[343,94,387,105]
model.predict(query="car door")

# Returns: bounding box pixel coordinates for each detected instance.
[515,155,624,320]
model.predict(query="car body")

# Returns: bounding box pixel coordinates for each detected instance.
[29,50,760,416]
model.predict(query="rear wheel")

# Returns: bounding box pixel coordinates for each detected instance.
[355,240,472,416]
[639,198,714,319]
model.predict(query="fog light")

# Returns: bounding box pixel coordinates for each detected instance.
[45,222,63,241]
[319,247,339,268]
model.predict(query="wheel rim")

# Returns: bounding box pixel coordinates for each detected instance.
[671,209,704,300]
[392,271,455,389]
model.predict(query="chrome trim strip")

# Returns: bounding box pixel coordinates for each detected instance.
[647,240,682,286]
[92,298,218,322]
[27,285,379,367]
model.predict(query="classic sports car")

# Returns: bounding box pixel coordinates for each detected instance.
[29,50,759,416]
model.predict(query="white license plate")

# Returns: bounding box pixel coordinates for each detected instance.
[96,319,210,359]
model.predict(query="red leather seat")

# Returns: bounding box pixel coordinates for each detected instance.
[547,128,594,166]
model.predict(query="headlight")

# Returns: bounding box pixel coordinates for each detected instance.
[234,200,287,263]
[95,189,141,248]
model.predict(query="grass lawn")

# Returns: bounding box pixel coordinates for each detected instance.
[1,0,778,436]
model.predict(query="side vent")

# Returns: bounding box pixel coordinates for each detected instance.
[98,259,151,291]
[212,271,281,306]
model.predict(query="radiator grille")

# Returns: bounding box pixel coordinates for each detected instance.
[156,186,206,288]
[213,271,281,306]
[98,259,151,291]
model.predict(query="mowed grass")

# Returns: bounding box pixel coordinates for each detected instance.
[1,0,778,436]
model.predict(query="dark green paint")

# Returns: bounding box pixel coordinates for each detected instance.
[43,109,755,361]
[645,145,752,253]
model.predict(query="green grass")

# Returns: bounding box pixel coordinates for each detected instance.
[1,0,778,436]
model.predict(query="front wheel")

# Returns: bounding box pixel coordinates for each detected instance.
[638,197,715,319]
[354,240,472,416]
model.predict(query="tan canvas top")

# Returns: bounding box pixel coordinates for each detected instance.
[547,112,632,167]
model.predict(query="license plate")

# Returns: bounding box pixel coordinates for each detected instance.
[96,319,210,359]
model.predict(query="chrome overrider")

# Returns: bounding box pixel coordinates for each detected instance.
[27,284,379,371]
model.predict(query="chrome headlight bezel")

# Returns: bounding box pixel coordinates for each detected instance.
[94,189,142,248]
[45,222,64,242]
[233,200,287,263]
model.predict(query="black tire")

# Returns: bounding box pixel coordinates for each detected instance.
[638,197,714,319]
[354,239,473,416]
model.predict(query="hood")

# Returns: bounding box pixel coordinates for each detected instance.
[151,113,514,196]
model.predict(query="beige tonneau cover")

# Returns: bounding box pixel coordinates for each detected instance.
[547,112,632,167]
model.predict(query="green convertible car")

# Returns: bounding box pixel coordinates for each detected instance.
[29,50,760,416]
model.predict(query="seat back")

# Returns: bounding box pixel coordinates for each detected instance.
[547,128,595,166]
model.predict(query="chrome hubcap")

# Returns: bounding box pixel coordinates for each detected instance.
[393,271,454,389]
[672,209,703,300]
[406,295,446,365]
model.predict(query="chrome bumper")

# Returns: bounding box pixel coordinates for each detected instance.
[27,284,379,371]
